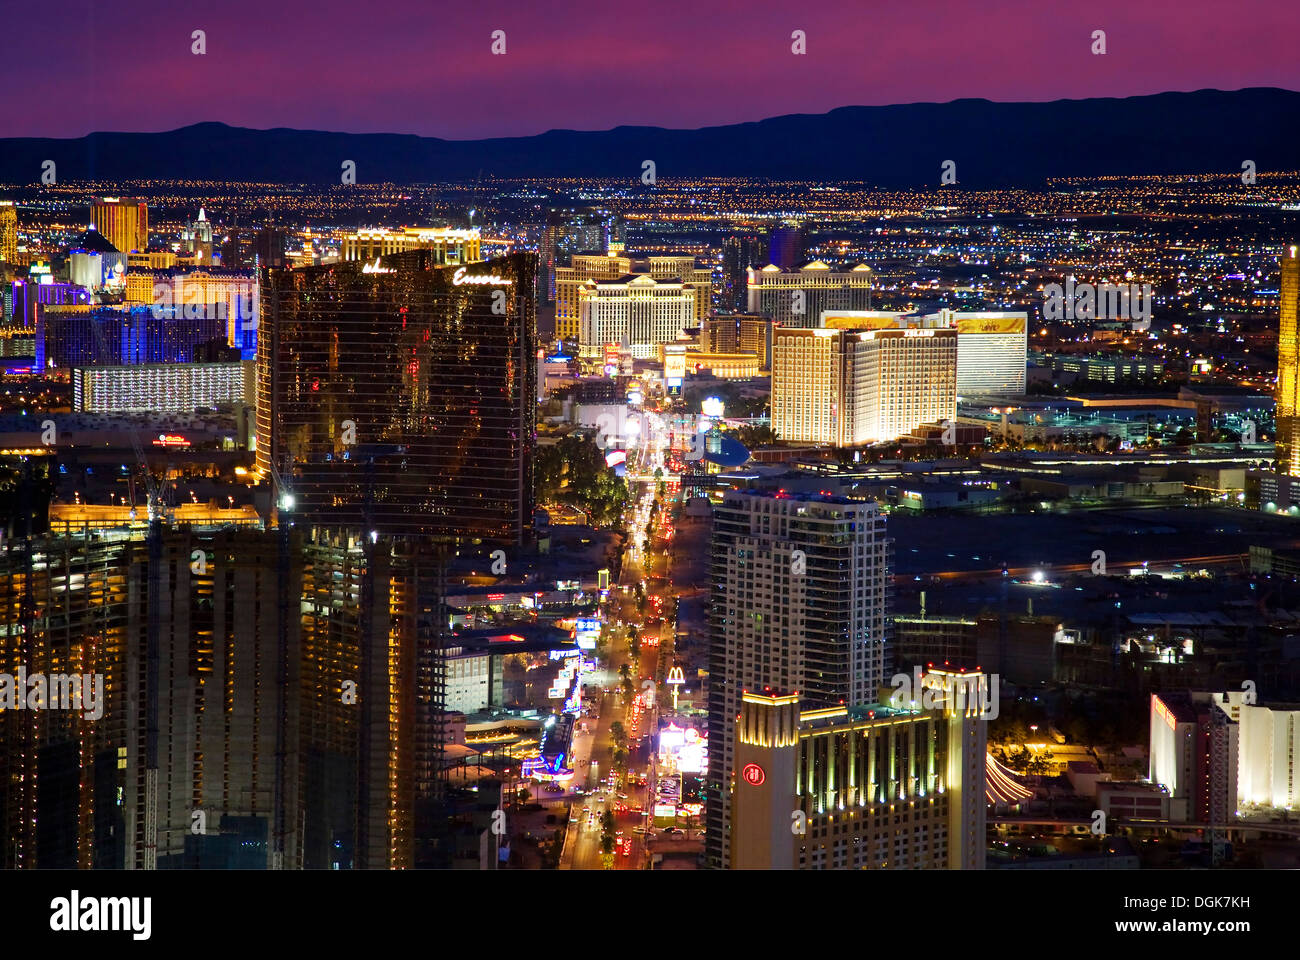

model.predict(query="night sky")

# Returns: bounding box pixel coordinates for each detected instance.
[9,0,1299,140]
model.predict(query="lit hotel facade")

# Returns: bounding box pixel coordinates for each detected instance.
[822,309,1028,396]
[558,254,712,342]
[577,273,697,362]
[747,261,873,328]
[729,675,988,869]
[90,198,149,255]
[771,327,957,446]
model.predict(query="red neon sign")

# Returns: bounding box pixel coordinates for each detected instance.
[741,763,765,786]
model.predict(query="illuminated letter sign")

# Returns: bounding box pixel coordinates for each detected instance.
[741,763,766,786]
[452,266,513,286]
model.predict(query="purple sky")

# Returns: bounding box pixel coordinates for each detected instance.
[10,0,1299,140]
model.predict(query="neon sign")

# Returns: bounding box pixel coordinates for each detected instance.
[452,266,513,286]
[741,763,765,786]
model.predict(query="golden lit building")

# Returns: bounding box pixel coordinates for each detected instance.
[771,327,957,445]
[699,314,770,361]
[90,198,149,254]
[823,309,1028,395]
[340,227,481,265]
[557,253,712,340]
[1277,245,1300,475]
[127,250,177,272]
[728,675,988,870]
[653,348,762,379]
[0,201,17,263]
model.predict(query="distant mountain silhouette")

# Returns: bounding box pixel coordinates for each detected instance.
[3,88,1298,187]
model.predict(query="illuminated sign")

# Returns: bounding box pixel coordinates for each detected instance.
[452,266,513,286]
[823,314,901,330]
[1153,695,1176,731]
[955,316,1026,335]
[677,742,706,773]
[153,434,189,447]
[700,397,725,418]
[664,352,687,381]
[653,803,678,818]
[361,257,394,274]
[741,763,765,786]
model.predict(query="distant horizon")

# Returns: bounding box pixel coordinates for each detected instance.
[9,85,1300,143]
[7,0,1300,139]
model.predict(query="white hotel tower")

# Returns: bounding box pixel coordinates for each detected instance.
[577,273,696,360]
[705,489,893,869]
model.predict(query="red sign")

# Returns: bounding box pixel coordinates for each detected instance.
[741,763,765,787]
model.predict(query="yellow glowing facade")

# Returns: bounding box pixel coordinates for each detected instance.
[771,327,957,445]
[1277,246,1300,475]
[340,227,480,265]
[0,202,17,263]
[729,681,987,869]
[90,198,148,254]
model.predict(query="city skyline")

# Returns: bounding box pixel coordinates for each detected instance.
[6,2,1300,914]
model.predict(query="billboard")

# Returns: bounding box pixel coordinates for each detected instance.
[822,313,903,330]
[955,315,1026,334]
[574,618,600,650]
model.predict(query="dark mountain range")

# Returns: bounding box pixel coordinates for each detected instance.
[1,88,1297,187]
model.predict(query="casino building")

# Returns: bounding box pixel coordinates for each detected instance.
[729,672,988,869]
[770,326,958,445]
[821,309,1028,396]
[257,250,537,545]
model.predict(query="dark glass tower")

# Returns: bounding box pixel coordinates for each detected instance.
[722,234,768,312]
[257,251,537,546]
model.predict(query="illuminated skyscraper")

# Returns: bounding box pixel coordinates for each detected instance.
[257,250,537,545]
[1277,245,1300,475]
[823,309,1028,396]
[705,489,892,868]
[90,198,149,255]
[771,327,957,445]
[0,202,17,263]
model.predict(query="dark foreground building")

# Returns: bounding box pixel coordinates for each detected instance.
[257,251,537,546]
